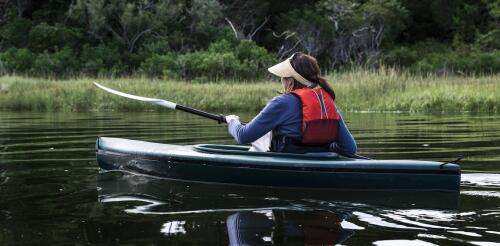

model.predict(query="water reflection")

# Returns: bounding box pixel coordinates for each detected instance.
[95,171,484,245]
[97,171,460,212]
[2,111,500,245]
[226,210,354,245]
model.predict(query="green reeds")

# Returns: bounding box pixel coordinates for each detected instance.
[331,68,500,113]
[0,76,279,112]
[1,69,499,113]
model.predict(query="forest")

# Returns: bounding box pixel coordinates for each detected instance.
[0,0,499,80]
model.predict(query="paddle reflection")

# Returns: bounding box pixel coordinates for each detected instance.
[226,210,353,245]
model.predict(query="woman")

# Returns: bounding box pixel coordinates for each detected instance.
[225,52,356,156]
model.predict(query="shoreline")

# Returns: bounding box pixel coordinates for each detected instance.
[1,70,499,113]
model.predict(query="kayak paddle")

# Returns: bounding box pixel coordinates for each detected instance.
[93,82,226,123]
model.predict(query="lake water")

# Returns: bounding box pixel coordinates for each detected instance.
[1,111,499,245]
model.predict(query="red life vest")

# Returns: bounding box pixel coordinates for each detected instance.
[291,88,340,145]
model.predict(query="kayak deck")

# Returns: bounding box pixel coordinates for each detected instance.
[96,137,461,191]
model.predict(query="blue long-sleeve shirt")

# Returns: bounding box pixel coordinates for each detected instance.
[227,93,357,155]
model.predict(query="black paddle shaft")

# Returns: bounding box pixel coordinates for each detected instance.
[175,104,226,123]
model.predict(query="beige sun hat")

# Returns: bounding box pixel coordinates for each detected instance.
[268,53,315,87]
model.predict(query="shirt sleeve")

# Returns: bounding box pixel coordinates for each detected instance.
[335,112,357,156]
[227,96,289,144]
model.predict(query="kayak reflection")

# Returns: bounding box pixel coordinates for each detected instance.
[97,170,459,212]
[226,210,354,245]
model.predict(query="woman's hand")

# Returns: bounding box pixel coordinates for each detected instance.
[225,115,240,123]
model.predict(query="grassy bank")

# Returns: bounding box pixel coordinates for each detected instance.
[1,69,499,113]
[332,69,500,113]
[0,76,278,112]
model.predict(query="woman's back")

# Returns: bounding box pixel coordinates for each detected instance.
[227,93,357,155]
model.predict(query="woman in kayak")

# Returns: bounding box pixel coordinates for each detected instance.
[225,52,357,156]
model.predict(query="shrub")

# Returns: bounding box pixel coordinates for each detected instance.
[448,51,500,74]
[0,17,32,48]
[140,37,171,56]
[28,22,83,52]
[31,46,79,77]
[234,40,276,78]
[382,40,451,67]
[474,29,500,51]
[174,50,240,81]
[381,46,419,67]
[79,44,127,76]
[140,52,177,78]
[139,39,276,81]
[382,40,500,75]
[0,48,35,74]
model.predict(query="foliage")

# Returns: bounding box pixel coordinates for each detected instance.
[69,0,183,52]
[186,0,223,36]
[275,0,408,67]
[140,39,276,81]
[474,29,500,51]
[79,44,127,76]
[382,40,500,75]
[277,7,333,58]
[0,48,35,74]
[0,17,32,48]
[28,22,83,52]
[31,47,80,77]
[0,0,498,78]
[360,0,408,43]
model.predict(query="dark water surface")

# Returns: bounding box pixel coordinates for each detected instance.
[1,111,499,245]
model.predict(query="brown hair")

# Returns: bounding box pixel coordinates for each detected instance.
[282,77,306,94]
[288,52,336,100]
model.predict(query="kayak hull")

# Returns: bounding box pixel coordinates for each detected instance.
[96,137,461,191]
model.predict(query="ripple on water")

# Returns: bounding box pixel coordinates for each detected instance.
[461,191,500,198]
[468,242,500,246]
[372,239,438,246]
[462,173,500,188]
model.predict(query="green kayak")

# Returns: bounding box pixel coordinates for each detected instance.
[96,137,461,191]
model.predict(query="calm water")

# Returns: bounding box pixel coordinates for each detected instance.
[1,111,500,245]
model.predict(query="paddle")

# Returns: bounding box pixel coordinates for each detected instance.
[93,82,226,123]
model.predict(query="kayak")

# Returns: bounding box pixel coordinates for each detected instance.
[95,137,461,191]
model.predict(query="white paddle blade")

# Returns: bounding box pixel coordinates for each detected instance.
[93,82,177,109]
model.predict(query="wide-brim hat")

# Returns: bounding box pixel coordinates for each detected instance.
[268,53,315,87]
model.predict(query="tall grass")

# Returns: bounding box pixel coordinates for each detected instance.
[0,76,279,112]
[331,68,500,113]
[0,69,499,113]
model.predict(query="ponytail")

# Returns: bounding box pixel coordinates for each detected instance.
[290,53,336,101]
[309,75,336,101]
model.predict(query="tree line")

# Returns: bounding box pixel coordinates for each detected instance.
[0,0,498,80]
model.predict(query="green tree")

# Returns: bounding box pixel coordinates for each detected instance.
[275,0,407,67]
[0,17,32,49]
[220,0,270,41]
[28,22,83,52]
[69,0,183,52]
